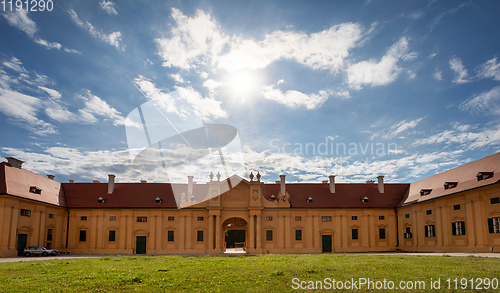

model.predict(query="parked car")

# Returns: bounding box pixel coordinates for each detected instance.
[23,246,58,257]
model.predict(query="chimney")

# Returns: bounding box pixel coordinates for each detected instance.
[377,176,384,194]
[92,180,100,183]
[69,180,75,183]
[47,175,55,180]
[6,157,23,169]
[140,180,147,183]
[329,175,335,193]
[187,176,194,195]
[108,174,115,195]
[280,175,286,195]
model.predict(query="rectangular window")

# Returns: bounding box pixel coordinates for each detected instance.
[379,228,386,239]
[379,216,385,220]
[266,216,273,221]
[405,213,410,218]
[295,216,302,221]
[168,216,174,221]
[47,229,53,241]
[352,229,358,240]
[109,216,116,221]
[351,216,358,220]
[266,230,273,241]
[20,209,31,217]
[48,213,54,219]
[452,221,466,236]
[295,230,302,241]
[488,217,500,234]
[425,225,435,237]
[404,227,412,239]
[29,186,42,194]
[79,230,86,242]
[137,217,147,222]
[490,197,500,205]
[197,230,204,242]
[426,210,432,215]
[197,217,204,221]
[321,216,332,222]
[109,230,116,242]
[168,230,174,242]
[453,204,461,210]
[80,216,87,221]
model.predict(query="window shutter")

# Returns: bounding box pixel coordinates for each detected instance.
[488,218,494,234]
[461,222,466,235]
[452,223,456,235]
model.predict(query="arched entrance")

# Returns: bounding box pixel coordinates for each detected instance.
[222,217,247,253]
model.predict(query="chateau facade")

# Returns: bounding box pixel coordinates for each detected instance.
[0,153,499,257]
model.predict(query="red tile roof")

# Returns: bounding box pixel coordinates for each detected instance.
[398,152,500,206]
[63,182,208,208]
[262,182,409,208]
[1,162,66,206]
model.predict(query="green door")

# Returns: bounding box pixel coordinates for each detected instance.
[17,234,27,256]
[136,236,146,254]
[322,235,332,253]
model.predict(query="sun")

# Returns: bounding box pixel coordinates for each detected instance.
[229,71,255,96]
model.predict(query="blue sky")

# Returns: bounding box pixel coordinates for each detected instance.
[1,0,500,184]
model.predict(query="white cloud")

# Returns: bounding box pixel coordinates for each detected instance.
[0,88,56,134]
[78,92,137,126]
[413,123,500,150]
[373,118,424,140]
[99,0,118,15]
[68,9,124,50]
[261,86,332,110]
[156,8,363,73]
[170,73,186,84]
[2,10,77,52]
[156,8,227,69]
[346,37,417,89]
[460,86,500,115]
[39,86,62,100]
[218,23,363,72]
[477,57,500,81]
[2,10,37,37]
[2,57,25,73]
[449,57,469,83]
[433,70,442,81]
[133,75,227,120]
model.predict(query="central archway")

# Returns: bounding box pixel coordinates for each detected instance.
[222,217,247,253]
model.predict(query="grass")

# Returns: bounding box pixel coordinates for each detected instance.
[0,254,498,292]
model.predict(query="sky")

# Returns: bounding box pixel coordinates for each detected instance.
[1,0,500,185]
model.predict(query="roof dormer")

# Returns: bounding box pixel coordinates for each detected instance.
[476,172,494,181]
[443,182,458,190]
[420,189,432,196]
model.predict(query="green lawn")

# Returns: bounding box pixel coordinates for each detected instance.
[0,254,498,292]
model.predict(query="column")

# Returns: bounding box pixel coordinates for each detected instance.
[215,215,221,252]
[436,207,442,247]
[186,214,192,250]
[208,214,214,250]
[368,214,375,248]
[306,215,313,249]
[473,200,484,247]
[256,215,261,249]
[38,211,46,245]
[313,215,319,251]
[248,214,254,250]
[277,213,284,249]
[465,200,475,248]
[285,214,290,249]
[8,207,18,250]
[441,206,449,247]
[180,215,185,250]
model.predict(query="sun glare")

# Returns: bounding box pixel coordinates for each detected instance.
[229,71,255,97]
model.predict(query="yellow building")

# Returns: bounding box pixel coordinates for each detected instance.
[0,153,499,257]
